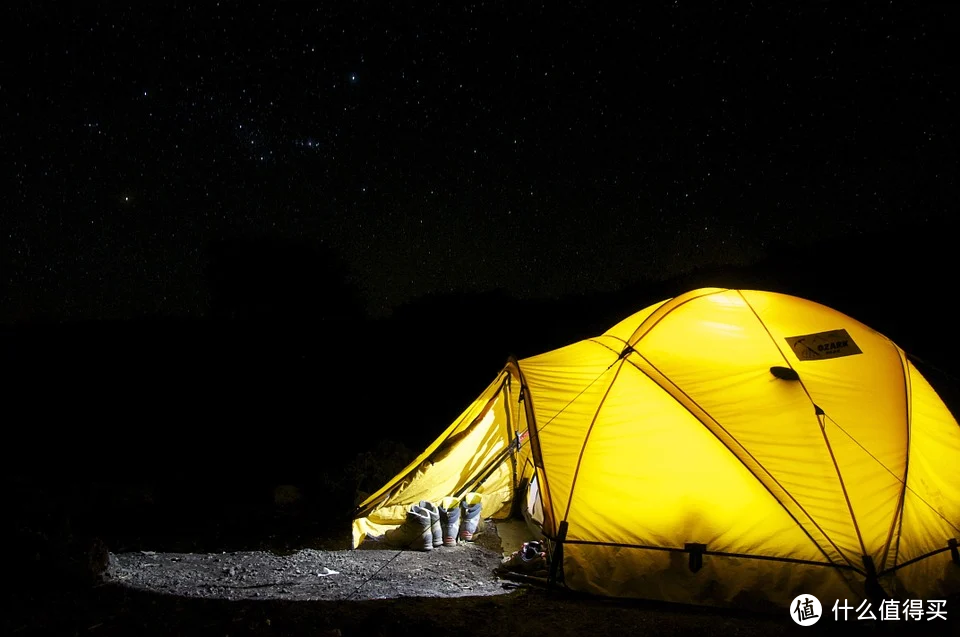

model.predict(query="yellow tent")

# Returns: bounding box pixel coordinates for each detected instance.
[352,288,960,609]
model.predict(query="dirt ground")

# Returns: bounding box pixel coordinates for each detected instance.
[8,520,956,637]
[106,520,510,603]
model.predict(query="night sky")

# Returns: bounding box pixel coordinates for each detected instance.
[4,3,956,323]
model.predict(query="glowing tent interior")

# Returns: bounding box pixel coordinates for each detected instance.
[352,288,960,609]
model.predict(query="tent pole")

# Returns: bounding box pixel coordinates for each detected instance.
[548,520,568,589]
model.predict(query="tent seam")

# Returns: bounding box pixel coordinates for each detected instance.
[591,336,851,571]
[819,411,956,537]
[561,359,626,522]
[624,288,728,349]
[736,291,869,562]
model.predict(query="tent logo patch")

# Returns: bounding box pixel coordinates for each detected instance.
[785,329,862,361]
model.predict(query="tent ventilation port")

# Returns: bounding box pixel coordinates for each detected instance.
[769,366,800,381]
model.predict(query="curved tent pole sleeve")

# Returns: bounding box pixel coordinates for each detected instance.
[455,433,527,498]
[504,373,518,490]
[509,356,558,539]
[452,365,526,498]
[454,365,526,498]
[624,288,726,348]
[877,539,960,576]
[883,347,914,571]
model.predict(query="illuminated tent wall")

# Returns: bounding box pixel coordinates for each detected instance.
[352,364,538,544]
[352,288,960,609]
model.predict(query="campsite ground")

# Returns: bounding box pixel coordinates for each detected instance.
[10,520,957,637]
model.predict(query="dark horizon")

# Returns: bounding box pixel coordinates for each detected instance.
[6,218,958,474]
[2,220,954,324]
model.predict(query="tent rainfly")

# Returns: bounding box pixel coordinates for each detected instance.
[352,288,960,610]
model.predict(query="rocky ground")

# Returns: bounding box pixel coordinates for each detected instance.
[9,519,955,637]
[105,521,509,603]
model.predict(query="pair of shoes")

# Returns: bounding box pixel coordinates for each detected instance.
[439,492,483,545]
[496,540,548,576]
[382,492,483,551]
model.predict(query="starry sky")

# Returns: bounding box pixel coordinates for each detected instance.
[3,3,956,323]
